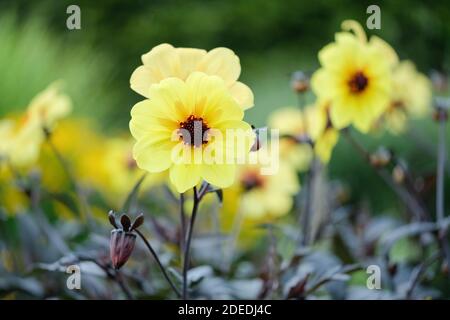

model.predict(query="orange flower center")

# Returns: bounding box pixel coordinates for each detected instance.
[178,115,210,147]
[348,71,369,93]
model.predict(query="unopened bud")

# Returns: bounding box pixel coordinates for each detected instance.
[433,97,450,122]
[430,70,448,93]
[291,71,310,93]
[433,109,448,122]
[370,147,391,167]
[110,229,136,270]
[108,211,144,269]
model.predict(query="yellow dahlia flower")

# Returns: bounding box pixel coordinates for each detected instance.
[130,43,253,110]
[233,147,300,222]
[129,72,254,193]
[381,61,432,134]
[311,20,395,133]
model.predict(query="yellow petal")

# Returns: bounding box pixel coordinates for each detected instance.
[369,36,398,68]
[133,136,176,173]
[130,66,156,98]
[176,47,207,79]
[315,129,339,163]
[196,48,241,86]
[169,163,201,193]
[229,81,254,110]
[140,43,182,80]
[201,163,236,188]
[129,99,178,140]
[311,69,338,99]
[330,97,353,129]
[184,72,244,123]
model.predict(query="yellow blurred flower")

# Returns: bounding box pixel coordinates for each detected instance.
[268,107,312,171]
[27,82,72,130]
[0,83,71,168]
[129,72,254,193]
[0,164,29,215]
[130,43,253,110]
[101,138,166,198]
[381,61,432,134]
[231,147,300,222]
[268,101,339,164]
[39,119,105,192]
[311,20,395,133]
[0,114,42,167]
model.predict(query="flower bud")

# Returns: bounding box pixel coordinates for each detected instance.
[110,229,136,270]
[370,147,392,167]
[291,71,310,93]
[430,70,448,93]
[108,211,144,269]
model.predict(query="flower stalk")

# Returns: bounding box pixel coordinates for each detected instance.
[181,183,209,299]
[435,106,450,270]
[135,229,181,297]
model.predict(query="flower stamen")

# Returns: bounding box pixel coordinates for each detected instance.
[178,115,210,147]
[348,71,369,93]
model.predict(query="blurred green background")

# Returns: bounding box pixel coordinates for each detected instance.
[0,0,449,212]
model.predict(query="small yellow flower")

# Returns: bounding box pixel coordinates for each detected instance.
[233,147,300,222]
[311,20,395,133]
[381,61,432,134]
[268,101,339,164]
[129,72,254,193]
[130,43,253,110]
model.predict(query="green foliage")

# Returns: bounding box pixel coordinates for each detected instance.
[0,11,120,128]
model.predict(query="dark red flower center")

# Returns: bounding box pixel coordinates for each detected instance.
[348,71,369,93]
[241,171,265,191]
[178,115,210,147]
